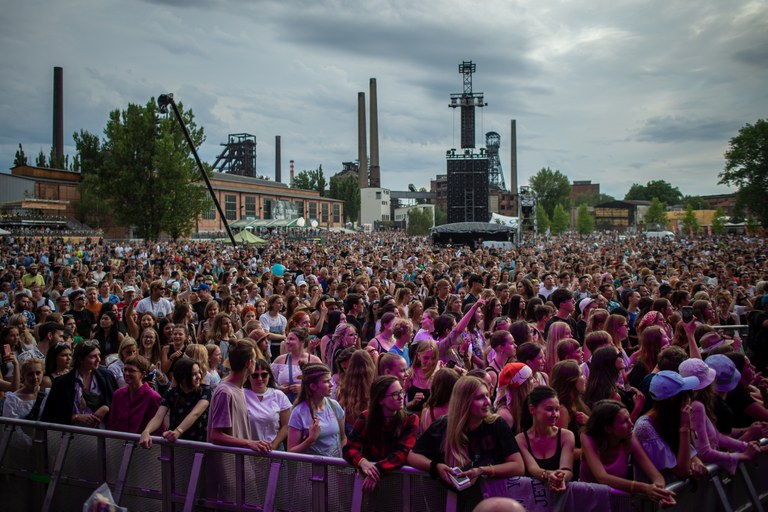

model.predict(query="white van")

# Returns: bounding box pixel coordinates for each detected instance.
[645,231,675,240]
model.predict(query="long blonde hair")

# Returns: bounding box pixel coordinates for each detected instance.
[185,344,210,375]
[336,350,375,423]
[496,377,535,434]
[443,376,497,467]
[544,321,571,375]
[410,340,439,380]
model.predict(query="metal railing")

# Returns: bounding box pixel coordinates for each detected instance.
[0,418,765,512]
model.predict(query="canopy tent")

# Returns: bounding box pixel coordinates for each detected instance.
[224,230,268,245]
[430,222,516,248]
[230,217,309,230]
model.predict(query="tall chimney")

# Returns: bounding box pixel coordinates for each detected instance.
[275,135,282,183]
[357,92,368,188]
[510,119,518,194]
[289,160,295,185]
[369,78,380,187]
[53,67,64,169]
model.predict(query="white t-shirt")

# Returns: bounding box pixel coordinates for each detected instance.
[259,312,287,335]
[135,296,174,319]
[244,387,292,443]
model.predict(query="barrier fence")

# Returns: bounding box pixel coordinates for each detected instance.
[0,418,765,512]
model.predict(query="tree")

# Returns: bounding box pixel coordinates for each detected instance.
[575,203,595,235]
[407,207,433,235]
[681,195,707,210]
[550,204,570,235]
[434,206,447,226]
[644,198,668,229]
[625,180,682,205]
[35,149,47,167]
[13,144,28,166]
[328,173,360,222]
[711,207,727,235]
[719,119,768,227]
[292,166,326,196]
[529,167,570,217]
[77,98,210,240]
[580,192,615,207]
[681,204,699,236]
[536,203,550,234]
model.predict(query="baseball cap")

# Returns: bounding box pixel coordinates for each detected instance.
[699,332,733,353]
[678,358,716,390]
[649,370,699,400]
[498,363,533,389]
[197,283,211,292]
[578,297,595,313]
[123,286,136,293]
[705,354,741,393]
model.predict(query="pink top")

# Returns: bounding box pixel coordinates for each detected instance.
[690,400,746,474]
[580,441,630,483]
[106,382,162,434]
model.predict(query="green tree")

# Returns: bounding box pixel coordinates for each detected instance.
[529,167,570,217]
[644,197,668,229]
[13,144,28,166]
[35,149,47,167]
[292,166,326,196]
[746,216,761,233]
[575,203,595,235]
[328,173,360,222]
[681,195,707,210]
[719,119,768,227]
[536,203,550,233]
[625,180,682,205]
[77,98,210,240]
[681,204,699,236]
[434,206,447,226]
[407,207,433,235]
[711,207,727,235]
[415,187,429,205]
[550,204,570,235]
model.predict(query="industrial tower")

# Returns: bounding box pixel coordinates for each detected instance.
[485,131,506,190]
[210,133,257,178]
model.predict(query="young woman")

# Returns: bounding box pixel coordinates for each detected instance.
[325,323,359,374]
[368,312,397,354]
[93,311,124,358]
[137,328,162,370]
[287,363,346,457]
[634,370,709,480]
[517,342,548,386]
[404,340,438,414]
[544,321,572,376]
[580,400,676,506]
[319,310,346,362]
[336,350,376,433]
[43,341,72,388]
[271,328,322,403]
[343,375,420,492]
[495,362,535,433]
[604,314,631,373]
[205,343,223,389]
[107,337,139,388]
[555,339,583,364]
[460,302,486,369]
[550,360,590,469]
[244,359,291,450]
[420,367,460,431]
[627,325,668,390]
[107,355,162,434]
[584,346,645,422]
[515,386,575,492]
[139,358,212,447]
[407,376,525,502]
[42,340,117,426]
[197,300,221,342]
[161,324,190,375]
[205,312,237,363]
[389,318,413,367]
[3,358,47,422]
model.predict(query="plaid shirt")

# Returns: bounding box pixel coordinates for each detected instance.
[343,410,419,475]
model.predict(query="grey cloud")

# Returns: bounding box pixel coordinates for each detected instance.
[635,116,740,144]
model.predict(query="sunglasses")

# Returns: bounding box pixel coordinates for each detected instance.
[251,371,270,379]
[81,339,100,347]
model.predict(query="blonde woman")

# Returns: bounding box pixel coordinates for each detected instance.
[336,350,376,432]
[407,376,525,499]
[495,362,535,433]
[404,340,438,414]
[544,321,572,376]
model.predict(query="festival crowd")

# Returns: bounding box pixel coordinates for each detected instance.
[1,231,767,509]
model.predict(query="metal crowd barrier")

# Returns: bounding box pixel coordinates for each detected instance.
[0,418,765,512]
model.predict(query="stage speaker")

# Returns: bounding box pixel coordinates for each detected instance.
[447,157,489,223]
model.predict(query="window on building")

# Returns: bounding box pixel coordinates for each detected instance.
[333,204,340,223]
[321,203,329,224]
[202,200,216,220]
[309,202,317,219]
[225,195,237,220]
[264,199,272,220]
[295,200,304,218]
[245,196,257,218]
[375,191,381,199]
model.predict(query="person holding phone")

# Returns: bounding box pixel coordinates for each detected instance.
[408,376,524,506]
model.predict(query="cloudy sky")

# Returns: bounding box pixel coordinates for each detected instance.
[1,0,766,199]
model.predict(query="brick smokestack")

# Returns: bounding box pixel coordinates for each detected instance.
[289,160,295,185]
[53,67,64,169]
[275,135,281,183]
[369,78,380,187]
[510,119,518,194]
[357,91,368,188]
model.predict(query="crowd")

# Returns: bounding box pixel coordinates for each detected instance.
[1,231,768,509]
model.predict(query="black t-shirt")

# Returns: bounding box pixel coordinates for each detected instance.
[713,395,735,434]
[65,308,95,339]
[161,384,212,442]
[543,315,579,341]
[412,415,520,469]
[726,385,756,429]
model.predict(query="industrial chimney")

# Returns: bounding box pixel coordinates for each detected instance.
[369,78,380,188]
[53,67,64,169]
[289,160,295,185]
[510,119,518,194]
[275,135,282,183]
[357,92,368,188]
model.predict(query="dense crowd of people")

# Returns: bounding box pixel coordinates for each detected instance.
[1,231,767,509]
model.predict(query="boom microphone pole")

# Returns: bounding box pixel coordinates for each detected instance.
[157,93,237,247]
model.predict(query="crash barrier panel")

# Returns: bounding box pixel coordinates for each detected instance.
[0,418,765,512]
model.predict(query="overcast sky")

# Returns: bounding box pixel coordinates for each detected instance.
[2,0,766,199]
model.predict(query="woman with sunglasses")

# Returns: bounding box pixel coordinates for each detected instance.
[343,375,419,492]
[244,359,291,450]
[42,339,117,426]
